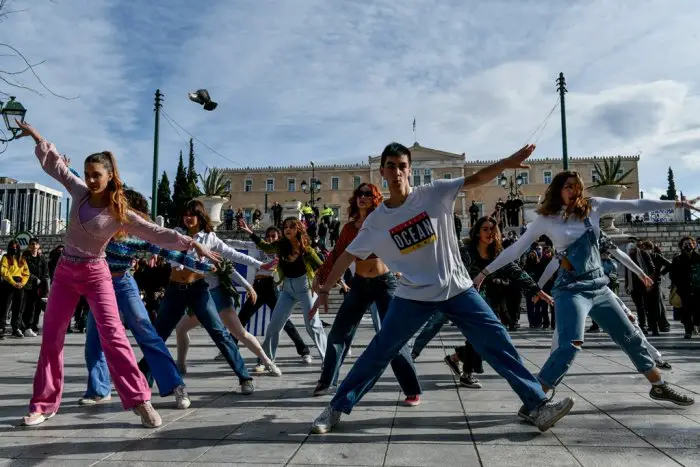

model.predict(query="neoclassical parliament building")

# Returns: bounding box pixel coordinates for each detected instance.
[222,142,640,225]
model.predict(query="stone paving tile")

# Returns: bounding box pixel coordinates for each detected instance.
[476,445,581,467]
[568,446,683,466]
[1,315,699,466]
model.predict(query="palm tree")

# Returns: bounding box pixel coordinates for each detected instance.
[198,168,231,197]
[591,156,634,188]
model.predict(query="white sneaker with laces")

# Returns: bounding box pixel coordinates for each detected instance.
[24,329,37,337]
[531,397,575,432]
[265,362,282,376]
[174,385,191,409]
[252,363,266,373]
[78,394,112,406]
[302,354,313,365]
[311,405,342,434]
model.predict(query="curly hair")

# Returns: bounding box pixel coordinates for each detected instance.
[278,217,311,260]
[537,171,591,220]
[347,183,383,220]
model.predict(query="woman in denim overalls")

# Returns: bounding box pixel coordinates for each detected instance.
[476,171,696,409]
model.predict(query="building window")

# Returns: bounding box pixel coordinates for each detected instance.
[288,178,296,192]
[266,179,274,192]
[443,173,452,179]
[413,168,421,186]
[543,170,552,185]
[224,180,232,193]
[495,172,505,185]
[244,179,252,192]
[331,177,339,191]
[423,168,432,185]
[592,170,600,184]
[518,171,529,185]
[353,176,361,189]
[382,179,388,189]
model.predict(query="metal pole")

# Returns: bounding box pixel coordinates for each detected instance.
[556,72,569,170]
[65,198,70,226]
[310,161,315,206]
[264,193,268,213]
[151,89,163,219]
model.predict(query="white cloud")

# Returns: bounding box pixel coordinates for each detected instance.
[2,0,700,212]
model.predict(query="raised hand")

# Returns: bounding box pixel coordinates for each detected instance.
[239,220,253,234]
[503,144,535,169]
[15,120,43,143]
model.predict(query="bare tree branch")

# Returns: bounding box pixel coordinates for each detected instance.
[0,43,78,100]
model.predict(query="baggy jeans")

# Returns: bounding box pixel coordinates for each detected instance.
[29,259,150,413]
[330,287,547,414]
[84,273,184,399]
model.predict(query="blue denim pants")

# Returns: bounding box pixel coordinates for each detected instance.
[539,218,655,388]
[139,279,251,383]
[84,273,184,398]
[261,275,327,362]
[330,287,547,414]
[318,273,420,395]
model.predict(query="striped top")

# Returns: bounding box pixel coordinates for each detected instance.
[106,237,214,274]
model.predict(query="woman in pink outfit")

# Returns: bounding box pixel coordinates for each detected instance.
[16,121,218,428]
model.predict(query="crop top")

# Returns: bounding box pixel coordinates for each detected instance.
[316,221,378,284]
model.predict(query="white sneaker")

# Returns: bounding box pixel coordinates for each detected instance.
[311,405,342,434]
[265,362,282,377]
[302,354,313,365]
[531,397,575,432]
[252,363,266,374]
[24,329,37,337]
[79,394,112,406]
[174,384,191,410]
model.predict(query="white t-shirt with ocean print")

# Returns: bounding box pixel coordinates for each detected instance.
[345,177,472,302]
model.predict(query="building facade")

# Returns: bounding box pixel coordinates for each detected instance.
[0,178,63,235]
[221,143,640,225]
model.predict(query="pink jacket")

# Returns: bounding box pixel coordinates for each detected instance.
[36,140,194,258]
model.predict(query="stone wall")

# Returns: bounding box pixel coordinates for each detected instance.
[619,222,700,256]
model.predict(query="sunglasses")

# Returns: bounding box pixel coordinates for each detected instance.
[357,190,373,198]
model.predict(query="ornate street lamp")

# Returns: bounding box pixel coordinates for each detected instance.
[301,161,322,207]
[499,170,524,197]
[0,96,27,143]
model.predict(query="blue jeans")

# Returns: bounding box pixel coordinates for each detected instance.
[139,279,251,383]
[330,287,547,414]
[369,303,381,332]
[411,311,447,357]
[540,286,655,388]
[319,273,420,395]
[84,273,184,398]
[261,275,327,361]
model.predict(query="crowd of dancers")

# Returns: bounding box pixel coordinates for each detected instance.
[2,120,699,436]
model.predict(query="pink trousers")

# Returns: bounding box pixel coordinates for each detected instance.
[29,258,150,414]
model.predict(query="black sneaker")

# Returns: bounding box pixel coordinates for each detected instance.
[459,374,482,389]
[444,355,462,377]
[11,330,24,338]
[655,360,672,370]
[649,383,694,406]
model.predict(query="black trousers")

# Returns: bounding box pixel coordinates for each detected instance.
[679,291,700,335]
[22,288,43,332]
[0,281,24,334]
[237,277,310,356]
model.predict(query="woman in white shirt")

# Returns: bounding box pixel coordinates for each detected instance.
[475,171,696,407]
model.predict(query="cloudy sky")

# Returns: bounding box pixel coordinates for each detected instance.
[2,0,699,206]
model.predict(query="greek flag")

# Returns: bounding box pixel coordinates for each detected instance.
[232,247,273,337]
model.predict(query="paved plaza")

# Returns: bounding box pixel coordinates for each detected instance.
[0,312,699,466]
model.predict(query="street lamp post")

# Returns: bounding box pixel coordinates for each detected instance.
[0,96,28,144]
[499,170,524,198]
[300,161,322,207]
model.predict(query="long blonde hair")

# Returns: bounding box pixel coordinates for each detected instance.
[84,151,129,224]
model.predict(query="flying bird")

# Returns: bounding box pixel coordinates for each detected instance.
[188,89,218,111]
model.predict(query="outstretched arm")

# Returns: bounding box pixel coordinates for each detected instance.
[462,145,535,190]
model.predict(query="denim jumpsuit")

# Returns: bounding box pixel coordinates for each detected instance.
[538,217,655,389]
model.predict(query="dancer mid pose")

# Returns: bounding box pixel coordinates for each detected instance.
[140,200,275,394]
[311,183,421,403]
[310,142,574,435]
[411,216,552,389]
[539,235,671,370]
[17,121,217,428]
[475,171,696,409]
[228,227,313,365]
[173,201,281,377]
[81,189,215,409]
[240,218,328,366]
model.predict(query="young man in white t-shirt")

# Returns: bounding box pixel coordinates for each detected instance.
[309,142,575,434]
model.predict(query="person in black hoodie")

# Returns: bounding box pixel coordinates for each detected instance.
[670,236,700,338]
[21,238,49,336]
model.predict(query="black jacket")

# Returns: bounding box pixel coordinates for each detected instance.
[24,254,49,293]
